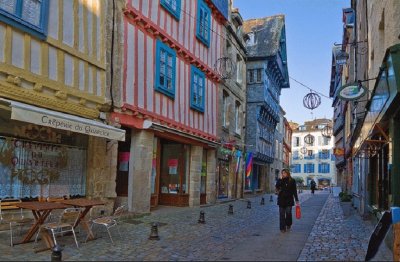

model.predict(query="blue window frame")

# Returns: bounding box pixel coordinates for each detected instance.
[190,65,205,112]
[155,40,176,99]
[291,164,301,173]
[318,163,330,173]
[0,0,49,40]
[160,0,181,20]
[196,0,211,47]
[304,150,315,160]
[293,150,299,160]
[319,149,330,159]
[304,163,314,173]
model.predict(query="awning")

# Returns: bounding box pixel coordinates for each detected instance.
[0,98,125,141]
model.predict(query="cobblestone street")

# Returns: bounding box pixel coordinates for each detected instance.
[0,191,393,261]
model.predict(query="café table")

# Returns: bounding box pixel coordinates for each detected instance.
[60,199,105,241]
[14,201,68,250]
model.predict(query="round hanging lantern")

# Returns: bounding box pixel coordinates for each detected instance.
[300,147,307,155]
[214,57,233,79]
[304,134,315,145]
[321,125,333,138]
[303,91,321,110]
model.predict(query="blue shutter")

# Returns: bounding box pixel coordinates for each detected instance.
[311,164,314,173]
[196,0,211,47]
[190,65,205,112]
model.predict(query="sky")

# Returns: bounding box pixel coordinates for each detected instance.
[234,0,349,125]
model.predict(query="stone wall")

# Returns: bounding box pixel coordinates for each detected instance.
[206,149,217,203]
[189,146,203,207]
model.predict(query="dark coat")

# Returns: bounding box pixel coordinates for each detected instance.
[310,180,316,190]
[275,177,299,207]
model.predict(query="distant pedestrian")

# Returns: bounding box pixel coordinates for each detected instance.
[275,168,299,233]
[310,179,316,195]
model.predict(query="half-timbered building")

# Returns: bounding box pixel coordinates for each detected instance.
[111,0,229,212]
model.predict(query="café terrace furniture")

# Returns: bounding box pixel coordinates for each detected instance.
[0,199,34,246]
[14,201,68,251]
[60,198,105,241]
[87,205,125,244]
[35,207,81,248]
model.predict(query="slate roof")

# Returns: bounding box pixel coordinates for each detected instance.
[243,15,285,57]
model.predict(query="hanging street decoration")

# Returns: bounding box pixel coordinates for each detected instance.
[214,57,233,80]
[322,125,333,138]
[303,91,321,110]
[338,82,368,101]
[304,134,315,145]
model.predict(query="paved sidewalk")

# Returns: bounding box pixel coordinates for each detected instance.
[298,194,393,261]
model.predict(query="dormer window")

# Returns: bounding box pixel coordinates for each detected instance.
[246,32,255,46]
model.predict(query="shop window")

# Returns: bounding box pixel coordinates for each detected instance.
[0,0,49,40]
[160,0,181,20]
[160,143,188,195]
[155,40,176,99]
[116,130,132,197]
[190,65,205,112]
[196,0,210,47]
[0,136,86,199]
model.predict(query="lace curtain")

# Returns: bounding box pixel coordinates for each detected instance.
[0,136,86,199]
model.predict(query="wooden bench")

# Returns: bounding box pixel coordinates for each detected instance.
[0,199,34,246]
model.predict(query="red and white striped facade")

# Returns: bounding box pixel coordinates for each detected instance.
[116,0,226,143]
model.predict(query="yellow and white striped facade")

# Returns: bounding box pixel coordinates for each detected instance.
[0,0,107,119]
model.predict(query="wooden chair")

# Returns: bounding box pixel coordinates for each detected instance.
[87,205,125,244]
[0,199,34,246]
[35,207,81,248]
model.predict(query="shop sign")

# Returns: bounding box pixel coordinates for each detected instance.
[9,101,125,141]
[333,147,345,156]
[338,83,367,101]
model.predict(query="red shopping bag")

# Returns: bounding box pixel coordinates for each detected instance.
[295,204,301,219]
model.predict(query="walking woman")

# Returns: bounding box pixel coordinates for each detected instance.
[275,168,299,233]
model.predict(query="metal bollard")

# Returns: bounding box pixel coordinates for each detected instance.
[260,197,265,205]
[270,195,273,202]
[51,244,63,261]
[149,222,160,240]
[198,211,206,224]
[228,204,234,215]
[247,200,251,209]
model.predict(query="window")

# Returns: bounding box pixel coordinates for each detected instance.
[319,149,330,159]
[160,0,181,20]
[196,0,211,47]
[0,0,49,40]
[293,137,301,147]
[305,150,315,160]
[323,137,331,145]
[235,101,241,134]
[293,150,299,160]
[222,92,228,127]
[292,164,301,173]
[304,163,315,173]
[248,70,254,83]
[236,55,243,84]
[155,40,176,98]
[318,163,330,173]
[256,69,262,83]
[190,65,205,112]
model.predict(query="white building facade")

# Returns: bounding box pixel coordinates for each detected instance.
[290,119,336,188]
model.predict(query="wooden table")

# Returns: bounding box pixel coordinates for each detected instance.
[61,199,105,241]
[14,201,68,249]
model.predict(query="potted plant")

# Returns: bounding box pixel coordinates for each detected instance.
[339,192,352,217]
